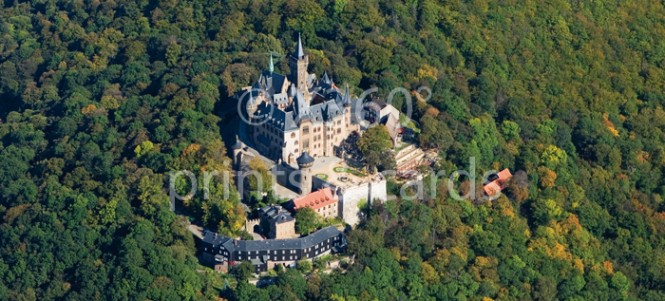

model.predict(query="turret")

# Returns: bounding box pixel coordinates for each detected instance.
[246,90,258,117]
[296,151,314,195]
[342,83,351,107]
[232,135,244,170]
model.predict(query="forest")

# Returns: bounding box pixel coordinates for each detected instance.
[1,0,664,300]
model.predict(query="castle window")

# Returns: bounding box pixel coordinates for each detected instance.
[303,126,309,134]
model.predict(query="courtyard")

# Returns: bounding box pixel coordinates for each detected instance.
[308,157,373,189]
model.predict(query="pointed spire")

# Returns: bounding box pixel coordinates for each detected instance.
[289,83,297,96]
[258,74,266,89]
[248,89,256,106]
[343,83,351,106]
[322,72,331,84]
[296,33,305,58]
[269,52,274,73]
[232,135,243,150]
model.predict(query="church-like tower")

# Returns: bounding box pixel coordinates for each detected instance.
[289,34,309,97]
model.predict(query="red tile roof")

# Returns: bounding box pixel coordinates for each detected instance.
[483,168,512,196]
[293,188,337,211]
[496,169,512,182]
[483,182,502,197]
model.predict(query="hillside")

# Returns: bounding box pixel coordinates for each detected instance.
[1,1,664,300]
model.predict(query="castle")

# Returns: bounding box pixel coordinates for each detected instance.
[241,35,362,164]
[232,36,389,227]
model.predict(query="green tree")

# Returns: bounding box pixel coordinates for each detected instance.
[247,157,273,194]
[468,114,499,167]
[501,120,521,141]
[532,199,564,225]
[358,125,394,172]
[295,207,319,235]
[296,259,313,274]
[419,114,453,150]
[232,262,255,282]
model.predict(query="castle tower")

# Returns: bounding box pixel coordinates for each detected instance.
[296,151,315,195]
[246,90,258,117]
[342,83,351,107]
[232,135,244,170]
[289,34,309,97]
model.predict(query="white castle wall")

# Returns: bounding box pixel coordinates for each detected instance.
[338,178,387,226]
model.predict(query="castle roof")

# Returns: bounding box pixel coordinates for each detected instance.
[295,34,305,58]
[253,102,299,132]
[293,188,337,211]
[203,226,342,253]
[384,112,401,142]
[342,84,351,107]
[254,71,286,94]
[260,205,294,224]
[241,37,363,131]
[294,89,310,120]
[296,152,315,166]
[321,72,332,85]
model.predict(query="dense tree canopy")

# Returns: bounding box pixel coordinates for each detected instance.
[1,0,664,300]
